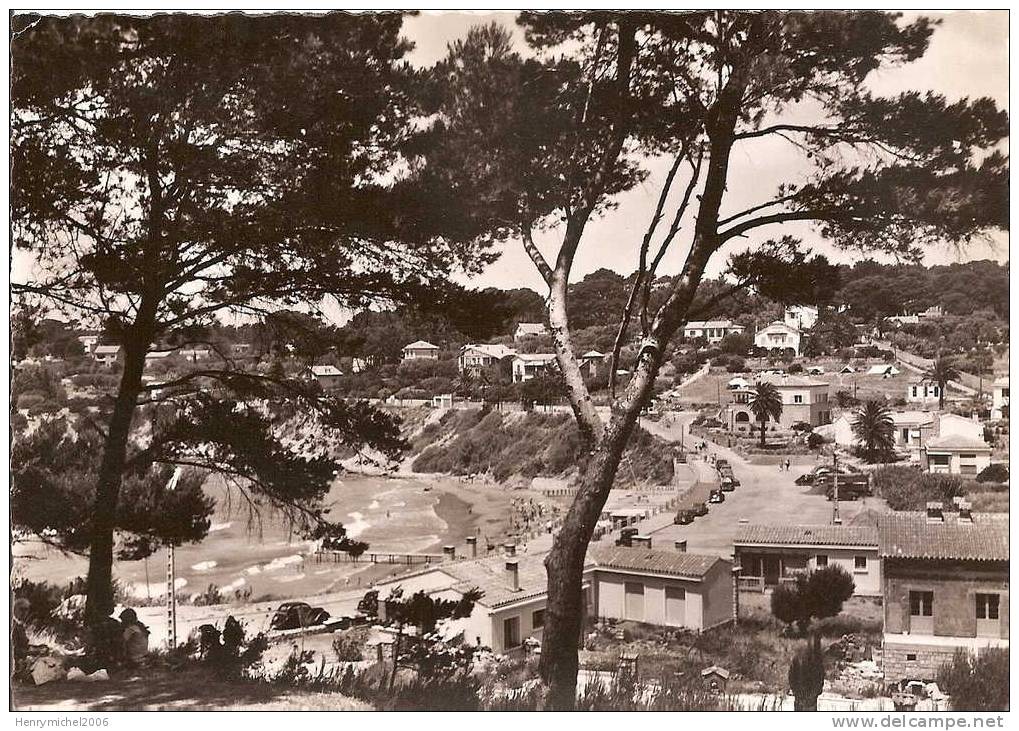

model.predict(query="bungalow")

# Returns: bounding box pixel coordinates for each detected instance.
[303,364,343,390]
[992,376,1009,420]
[512,353,556,383]
[921,434,991,476]
[514,323,549,341]
[733,524,881,596]
[879,507,1009,683]
[579,351,606,380]
[458,343,516,373]
[682,320,745,344]
[402,340,440,361]
[589,546,735,630]
[886,313,920,327]
[784,305,818,331]
[753,321,802,356]
[725,375,831,431]
[829,411,936,460]
[906,379,942,405]
[179,348,212,362]
[92,344,121,367]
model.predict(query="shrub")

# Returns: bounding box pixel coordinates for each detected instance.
[787,363,804,374]
[726,356,746,373]
[976,463,1009,484]
[807,432,826,450]
[791,421,813,433]
[938,647,1009,711]
[771,581,810,632]
[770,566,855,633]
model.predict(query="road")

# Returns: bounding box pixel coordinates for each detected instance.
[645,412,880,558]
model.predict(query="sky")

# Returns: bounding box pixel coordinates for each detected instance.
[401,10,1010,293]
[11,10,1010,324]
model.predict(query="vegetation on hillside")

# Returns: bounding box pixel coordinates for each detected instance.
[411,408,677,486]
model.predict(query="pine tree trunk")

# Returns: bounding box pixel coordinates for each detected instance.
[793,695,819,711]
[84,332,149,624]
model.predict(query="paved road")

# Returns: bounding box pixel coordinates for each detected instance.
[647,415,880,559]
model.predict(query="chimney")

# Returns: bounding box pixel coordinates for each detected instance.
[443,545,456,560]
[466,536,478,559]
[958,501,973,523]
[503,543,516,556]
[926,501,944,523]
[505,560,520,592]
[674,540,687,553]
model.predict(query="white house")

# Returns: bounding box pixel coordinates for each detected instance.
[784,305,818,331]
[726,375,831,431]
[921,434,991,476]
[579,351,606,380]
[401,340,440,361]
[458,344,516,373]
[733,523,881,596]
[144,350,175,366]
[886,313,920,326]
[753,321,802,356]
[514,323,549,341]
[512,353,557,383]
[78,334,100,354]
[907,378,943,405]
[992,376,1009,420]
[179,348,212,362]
[682,320,745,344]
[92,344,121,366]
[304,364,343,390]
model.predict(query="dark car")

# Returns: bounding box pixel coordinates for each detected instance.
[270,601,331,631]
[720,476,736,492]
[794,472,816,486]
[674,509,695,525]
[708,489,725,504]
[715,459,730,471]
[692,502,709,517]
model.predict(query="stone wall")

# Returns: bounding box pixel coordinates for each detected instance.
[883,642,959,683]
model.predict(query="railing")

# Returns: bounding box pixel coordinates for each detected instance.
[737,576,765,593]
[313,551,445,565]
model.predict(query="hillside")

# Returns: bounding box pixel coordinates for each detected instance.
[409,407,678,487]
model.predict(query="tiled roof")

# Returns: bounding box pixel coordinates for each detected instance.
[515,353,556,363]
[93,345,120,354]
[734,524,878,548]
[440,552,562,609]
[685,320,740,329]
[924,434,990,450]
[589,546,723,579]
[879,512,1009,561]
[461,343,516,359]
[403,340,438,350]
[310,365,342,376]
[756,374,828,389]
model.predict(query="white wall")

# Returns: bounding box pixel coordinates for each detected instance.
[593,571,707,630]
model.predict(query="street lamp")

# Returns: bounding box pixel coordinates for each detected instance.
[165,467,183,650]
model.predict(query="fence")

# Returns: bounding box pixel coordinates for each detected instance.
[313,551,445,566]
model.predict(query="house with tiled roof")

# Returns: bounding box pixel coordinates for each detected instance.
[92,344,121,367]
[725,374,832,431]
[302,364,343,389]
[920,433,991,476]
[511,353,557,383]
[733,524,881,596]
[513,322,549,341]
[588,546,735,630]
[401,340,440,361]
[878,505,1009,683]
[682,319,745,344]
[457,343,516,374]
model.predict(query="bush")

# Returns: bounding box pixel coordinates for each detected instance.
[976,463,1009,484]
[938,648,1009,711]
[725,356,746,373]
[770,566,855,633]
[807,432,826,450]
[787,363,804,374]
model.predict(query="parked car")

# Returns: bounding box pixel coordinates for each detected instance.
[720,476,736,492]
[715,459,730,471]
[674,509,695,525]
[270,601,331,631]
[692,503,709,517]
[708,489,725,504]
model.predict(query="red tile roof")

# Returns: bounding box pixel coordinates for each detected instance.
[590,546,724,579]
[878,512,1009,561]
[734,524,878,548]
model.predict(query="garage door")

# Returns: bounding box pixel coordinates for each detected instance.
[624,582,645,621]
[665,586,686,626]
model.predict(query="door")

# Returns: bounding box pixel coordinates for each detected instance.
[502,616,520,650]
[763,556,780,586]
[976,594,1001,638]
[665,587,686,627]
[624,582,645,622]
[909,590,934,634]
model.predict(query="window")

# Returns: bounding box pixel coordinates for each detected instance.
[793,395,803,404]
[854,556,868,571]
[531,609,545,629]
[960,454,977,460]
[815,555,828,568]
[906,653,917,662]
[912,386,918,397]
[910,591,933,616]
[976,594,1000,620]
[931,454,950,465]
[503,617,521,649]
[901,428,910,442]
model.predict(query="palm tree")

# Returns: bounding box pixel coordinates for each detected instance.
[925,355,959,410]
[454,369,476,398]
[748,382,783,448]
[852,400,895,463]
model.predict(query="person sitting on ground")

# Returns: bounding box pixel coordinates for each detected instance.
[118,608,150,666]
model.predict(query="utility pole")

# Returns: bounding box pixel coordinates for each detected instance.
[832,449,842,526]
[165,467,183,650]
